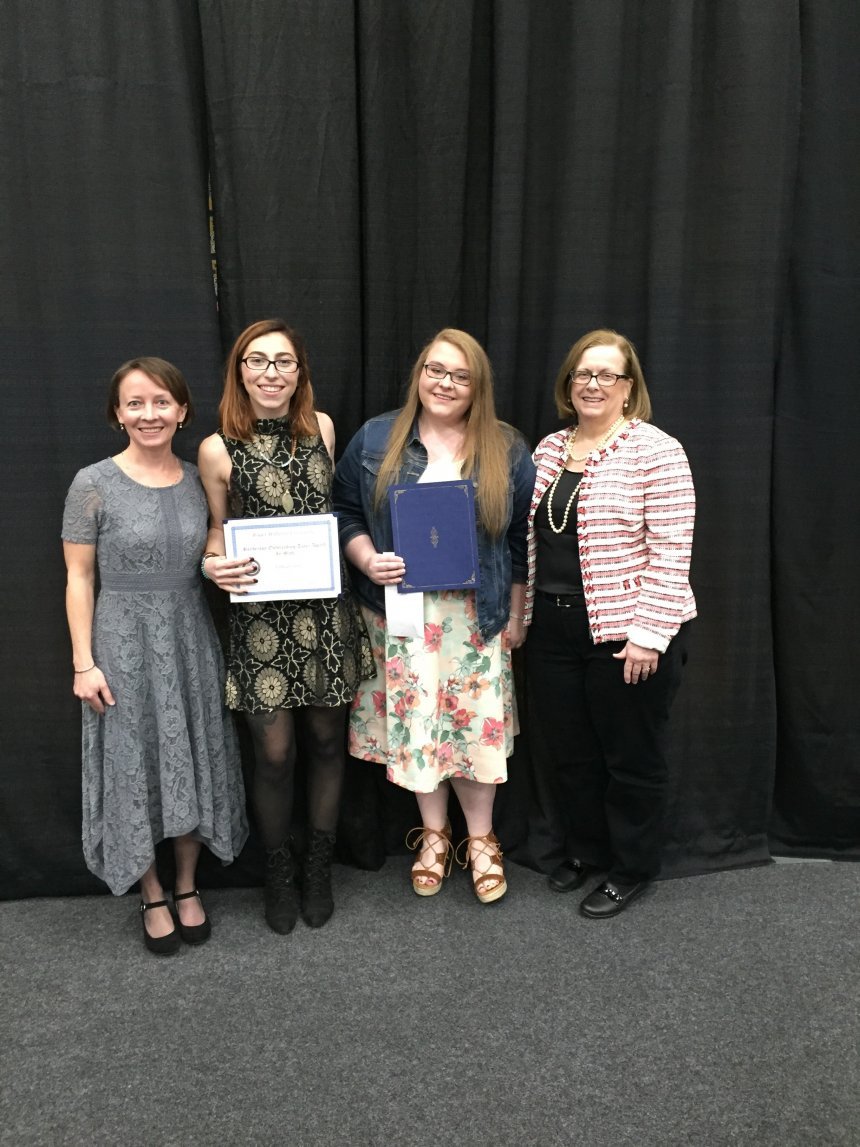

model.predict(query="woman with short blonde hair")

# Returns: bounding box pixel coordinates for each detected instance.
[526,329,696,917]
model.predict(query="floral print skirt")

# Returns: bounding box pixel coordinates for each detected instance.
[349,592,516,793]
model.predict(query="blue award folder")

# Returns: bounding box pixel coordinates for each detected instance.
[388,479,481,593]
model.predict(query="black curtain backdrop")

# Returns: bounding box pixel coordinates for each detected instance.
[0,0,222,895]
[1,0,857,898]
[770,1,860,857]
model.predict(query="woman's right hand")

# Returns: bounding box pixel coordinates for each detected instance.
[73,666,115,715]
[364,551,406,586]
[203,555,259,595]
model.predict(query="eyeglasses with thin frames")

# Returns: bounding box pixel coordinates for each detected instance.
[424,361,472,387]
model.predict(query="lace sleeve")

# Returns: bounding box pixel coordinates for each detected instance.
[61,466,104,544]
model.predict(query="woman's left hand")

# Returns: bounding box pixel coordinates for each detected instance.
[613,641,659,684]
[507,616,526,650]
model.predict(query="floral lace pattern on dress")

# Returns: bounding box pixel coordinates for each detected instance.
[61,459,248,895]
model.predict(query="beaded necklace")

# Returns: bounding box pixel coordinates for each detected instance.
[545,416,627,535]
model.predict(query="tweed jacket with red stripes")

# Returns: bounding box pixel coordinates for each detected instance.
[525,419,697,652]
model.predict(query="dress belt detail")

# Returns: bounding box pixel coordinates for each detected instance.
[100,571,198,592]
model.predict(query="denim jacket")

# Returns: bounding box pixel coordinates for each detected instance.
[332,410,535,640]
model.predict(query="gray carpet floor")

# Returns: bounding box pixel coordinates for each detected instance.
[1,859,858,1147]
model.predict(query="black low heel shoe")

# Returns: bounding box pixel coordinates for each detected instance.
[140,899,181,955]
[547,858,597,893]
[579,880,649,919]
[173,889,212,945]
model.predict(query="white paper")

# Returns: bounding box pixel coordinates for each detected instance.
[224,514,342,603]
[382,552,424,637]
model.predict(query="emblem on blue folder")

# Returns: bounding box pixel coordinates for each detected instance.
[388,480,481,593]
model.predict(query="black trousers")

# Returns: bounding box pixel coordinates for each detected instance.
[526,595,689,883]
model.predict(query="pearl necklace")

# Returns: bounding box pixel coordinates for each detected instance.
[567,414,627,461]
[545,416,627,535]
[546,469,582,534]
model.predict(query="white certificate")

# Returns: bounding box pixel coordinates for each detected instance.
[223,514,342,603]
[383,554,425,637]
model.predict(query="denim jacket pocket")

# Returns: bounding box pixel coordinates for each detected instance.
[360,451,384,477]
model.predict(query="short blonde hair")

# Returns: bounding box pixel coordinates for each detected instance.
[554,329,652,423]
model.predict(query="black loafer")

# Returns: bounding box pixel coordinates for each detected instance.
[579,880,649,919]
[547,858,596,893]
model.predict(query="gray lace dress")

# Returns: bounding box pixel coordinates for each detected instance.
[62,458,249,895]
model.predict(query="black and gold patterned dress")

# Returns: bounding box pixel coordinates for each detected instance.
[219,416,374,713]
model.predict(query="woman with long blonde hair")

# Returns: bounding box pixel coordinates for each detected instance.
[333,328,535,903]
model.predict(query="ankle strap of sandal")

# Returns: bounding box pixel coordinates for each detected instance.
[173,889,201,902]
[406,825,454,876]
[454,831,503,871]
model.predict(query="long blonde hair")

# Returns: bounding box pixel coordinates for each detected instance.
[374,329,512,536]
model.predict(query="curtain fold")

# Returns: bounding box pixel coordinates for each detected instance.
[0,0,222,896]
[199,0,365,439]
[769,0,860,858]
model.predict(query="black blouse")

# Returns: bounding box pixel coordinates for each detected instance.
[534,468,584,595]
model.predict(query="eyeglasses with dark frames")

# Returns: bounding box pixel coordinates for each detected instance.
[423,361,472,387]
[569,369,629,387]
[242,355,299,375]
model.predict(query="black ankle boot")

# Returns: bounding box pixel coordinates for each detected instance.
[302,830,336,928]
[264,844,299,935]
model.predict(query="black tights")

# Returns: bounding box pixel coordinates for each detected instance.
[245,705,348,851]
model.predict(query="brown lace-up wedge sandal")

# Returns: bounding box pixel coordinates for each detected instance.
[455,831,508,904]
[406,822,453,897]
